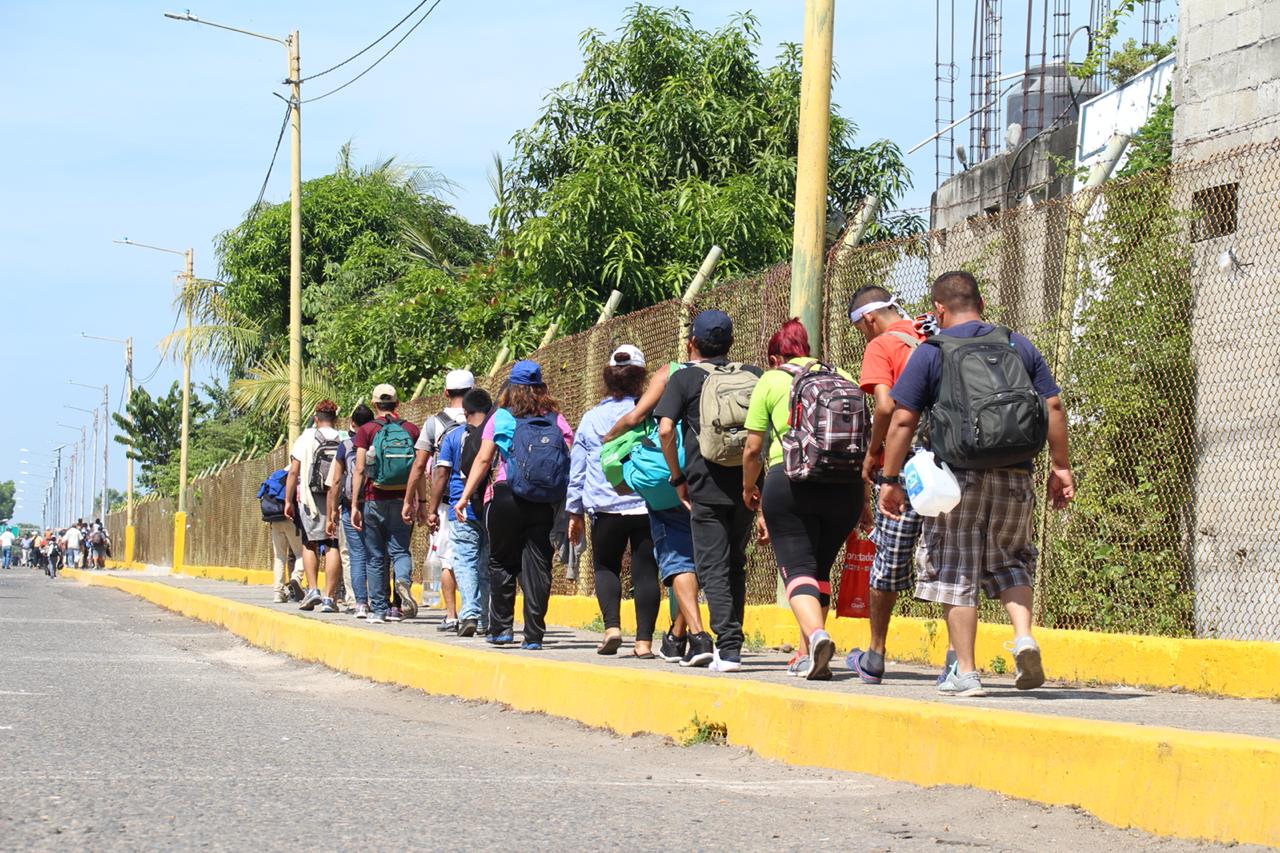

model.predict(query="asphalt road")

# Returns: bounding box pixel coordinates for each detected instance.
[0,569,1247,852]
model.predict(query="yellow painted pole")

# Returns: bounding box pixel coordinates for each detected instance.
[287,30,303,446]
[178,249,193,515]
[124,336,136,563]
[788,0,835,354]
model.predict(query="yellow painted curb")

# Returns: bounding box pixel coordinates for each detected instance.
[65,569,1280,847]
[103,560,146,571]
[170,562,1280,700]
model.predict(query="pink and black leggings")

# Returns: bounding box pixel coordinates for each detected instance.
[761,465,862,607]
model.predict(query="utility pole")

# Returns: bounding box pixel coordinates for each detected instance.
[83,334,131,556]
[788,0,835,357]
[179,248,193,514]
[287,29,303,446]
[102,382,111,524]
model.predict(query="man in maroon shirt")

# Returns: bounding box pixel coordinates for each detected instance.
[351,384,421,623]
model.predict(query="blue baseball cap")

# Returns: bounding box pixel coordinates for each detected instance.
[508,359,544,386]
[689,309,733,346]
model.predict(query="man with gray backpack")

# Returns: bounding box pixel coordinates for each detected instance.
[284,400,344,612]
[879,271,1074,698]
[655,309,762,672]
[351,384,421,623]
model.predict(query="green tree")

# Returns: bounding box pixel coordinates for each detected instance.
[0,480,15,521]
[498,5,919,330]
[214,148,491,377]
[112,383,208,494]
[92,488,124,518]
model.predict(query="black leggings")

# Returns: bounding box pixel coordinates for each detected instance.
[761,465,862,607]
[486,483,555,643]
[591,512,660,642]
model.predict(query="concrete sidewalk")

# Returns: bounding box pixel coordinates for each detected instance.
[138,569,1280,741]
[68,568,1280,847]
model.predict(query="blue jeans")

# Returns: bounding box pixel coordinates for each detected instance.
[1,546,10,568]
[66,548,80,568]
[649,506,695,585]
[362,499,413,614]
[449,517,490,626]
[341,507,369,605]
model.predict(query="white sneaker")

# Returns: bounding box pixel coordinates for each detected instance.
[273,590,289,604]
[1007,635,1045,690]
[708,648,742,673]
[354,604,369,620]
[804,630,835,681]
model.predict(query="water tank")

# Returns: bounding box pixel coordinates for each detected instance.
[1006,63,1102,137]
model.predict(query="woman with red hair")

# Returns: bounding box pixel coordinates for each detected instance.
[741,319,865,680]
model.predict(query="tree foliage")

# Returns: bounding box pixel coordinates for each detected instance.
[113,383,198,494]
[499,5,918,329]
[0,480,14,521]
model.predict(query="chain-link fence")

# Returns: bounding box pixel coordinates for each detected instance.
[110,140,1280,641]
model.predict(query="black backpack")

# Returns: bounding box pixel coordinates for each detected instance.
[924,326,1048,469]
[458,411,493,516]
[307,430,341,493]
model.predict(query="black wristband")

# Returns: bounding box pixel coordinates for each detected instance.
[668,473,687,487]
[875,473,902,486]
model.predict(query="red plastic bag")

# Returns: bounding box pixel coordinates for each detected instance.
[836,530,874,618]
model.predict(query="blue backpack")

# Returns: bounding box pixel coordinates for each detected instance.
[622,424,685,511]
[508,414,570,503]
[257,469,289,521]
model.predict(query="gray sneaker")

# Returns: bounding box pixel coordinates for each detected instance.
[938,670,986,697]
[1009,636,1045,690]
[367,610,386,624]
[299,589,323,611]
[319,598,338,613]
[786,655,810,677]
[395,582,418,620]
[804,630,835,681]
[273,589,289,604]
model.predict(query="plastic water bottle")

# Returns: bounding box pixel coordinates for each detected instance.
[425,551,443,608]
[903,450,962,517]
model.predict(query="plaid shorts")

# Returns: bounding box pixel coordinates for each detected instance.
[870,486,923,592]
[915,467,1038,608]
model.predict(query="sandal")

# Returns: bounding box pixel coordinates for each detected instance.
[597,634,623,655]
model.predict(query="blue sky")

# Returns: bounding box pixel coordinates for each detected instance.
[0,0,1140,522]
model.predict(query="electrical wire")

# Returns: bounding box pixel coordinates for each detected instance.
[299,0,434,82]
[247,99,293,221]
[300,0,445,104]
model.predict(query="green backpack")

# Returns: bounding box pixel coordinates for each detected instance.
[600,420,653,489]
[367,417,415,488]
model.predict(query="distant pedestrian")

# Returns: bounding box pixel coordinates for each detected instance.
[259,467,304,603]
[285,400,344,613]
[351,384,421,624]
[879,271,1073,697]
[566,345,660,658]
[742,319,864,680]
[654,310,762,672]
[456,360,571,650]
[0,527,13,569]
[62,523,82,570]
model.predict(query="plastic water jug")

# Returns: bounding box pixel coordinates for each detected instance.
[903,450,962,517]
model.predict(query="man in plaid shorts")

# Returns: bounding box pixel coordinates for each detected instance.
[843,285,955,685]
[878,271,1074,698]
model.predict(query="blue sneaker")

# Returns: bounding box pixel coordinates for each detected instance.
[487,632,514,645]
[936,650,959,686]
[847,648,884,684]
[521,641,542,651]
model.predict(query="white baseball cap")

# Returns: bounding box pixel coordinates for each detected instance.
[371,383,398,403]
[445,369,475,392]
[609,344,646,368]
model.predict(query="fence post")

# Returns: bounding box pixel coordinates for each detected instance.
[488,344,511,378]
[539,320,561,349]
[678,245,723,354]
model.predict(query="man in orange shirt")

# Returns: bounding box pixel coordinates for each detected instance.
[845,286,955,685]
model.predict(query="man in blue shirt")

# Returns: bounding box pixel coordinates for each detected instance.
[428,387,493,637]
[878,271,1075,698]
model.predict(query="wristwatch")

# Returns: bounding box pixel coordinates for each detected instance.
[668,473,688,487]
[874,473,902,486]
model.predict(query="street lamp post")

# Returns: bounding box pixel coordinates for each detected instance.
[164,10,303,444]
[58,423,87,520]
[83,334,132,557]
[64,405,99,519]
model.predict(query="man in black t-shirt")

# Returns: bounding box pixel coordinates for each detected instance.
[655,310,762,672]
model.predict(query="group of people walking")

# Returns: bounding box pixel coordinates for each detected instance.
[2,520,110,577]
[258,270,1073,697]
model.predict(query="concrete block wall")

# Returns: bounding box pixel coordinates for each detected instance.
[1176,0,1280,639]
[1174,0,1280,158]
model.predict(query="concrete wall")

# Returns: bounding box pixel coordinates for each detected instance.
[1175,0,1280,639]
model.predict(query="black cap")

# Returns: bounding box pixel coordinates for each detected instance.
[690,309,733,346]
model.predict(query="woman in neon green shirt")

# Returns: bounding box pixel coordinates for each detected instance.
[742,319,864,681]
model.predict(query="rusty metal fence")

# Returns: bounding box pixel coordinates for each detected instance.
[110,140,1280,641]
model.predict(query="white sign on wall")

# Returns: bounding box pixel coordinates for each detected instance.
[1074,54,1176,189]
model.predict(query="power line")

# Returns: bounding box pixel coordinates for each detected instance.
[248,98,294,219]
[299,0,434,82]
[301,0,446,104]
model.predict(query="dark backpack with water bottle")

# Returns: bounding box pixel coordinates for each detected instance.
[257,469,289,521]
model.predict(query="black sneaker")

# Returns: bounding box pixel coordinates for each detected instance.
[286,579,305,602]
[680,632,714,668]
[457,618,478,638]
[395,581,418,619]
[658,630,687,663]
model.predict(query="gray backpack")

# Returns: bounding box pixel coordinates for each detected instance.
[695,362,758,466]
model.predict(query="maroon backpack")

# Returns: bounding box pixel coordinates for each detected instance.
[775,361,867,482]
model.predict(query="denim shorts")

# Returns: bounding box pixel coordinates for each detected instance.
[648,506,695,585]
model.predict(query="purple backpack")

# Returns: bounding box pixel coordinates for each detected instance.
[776,361,867,482]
